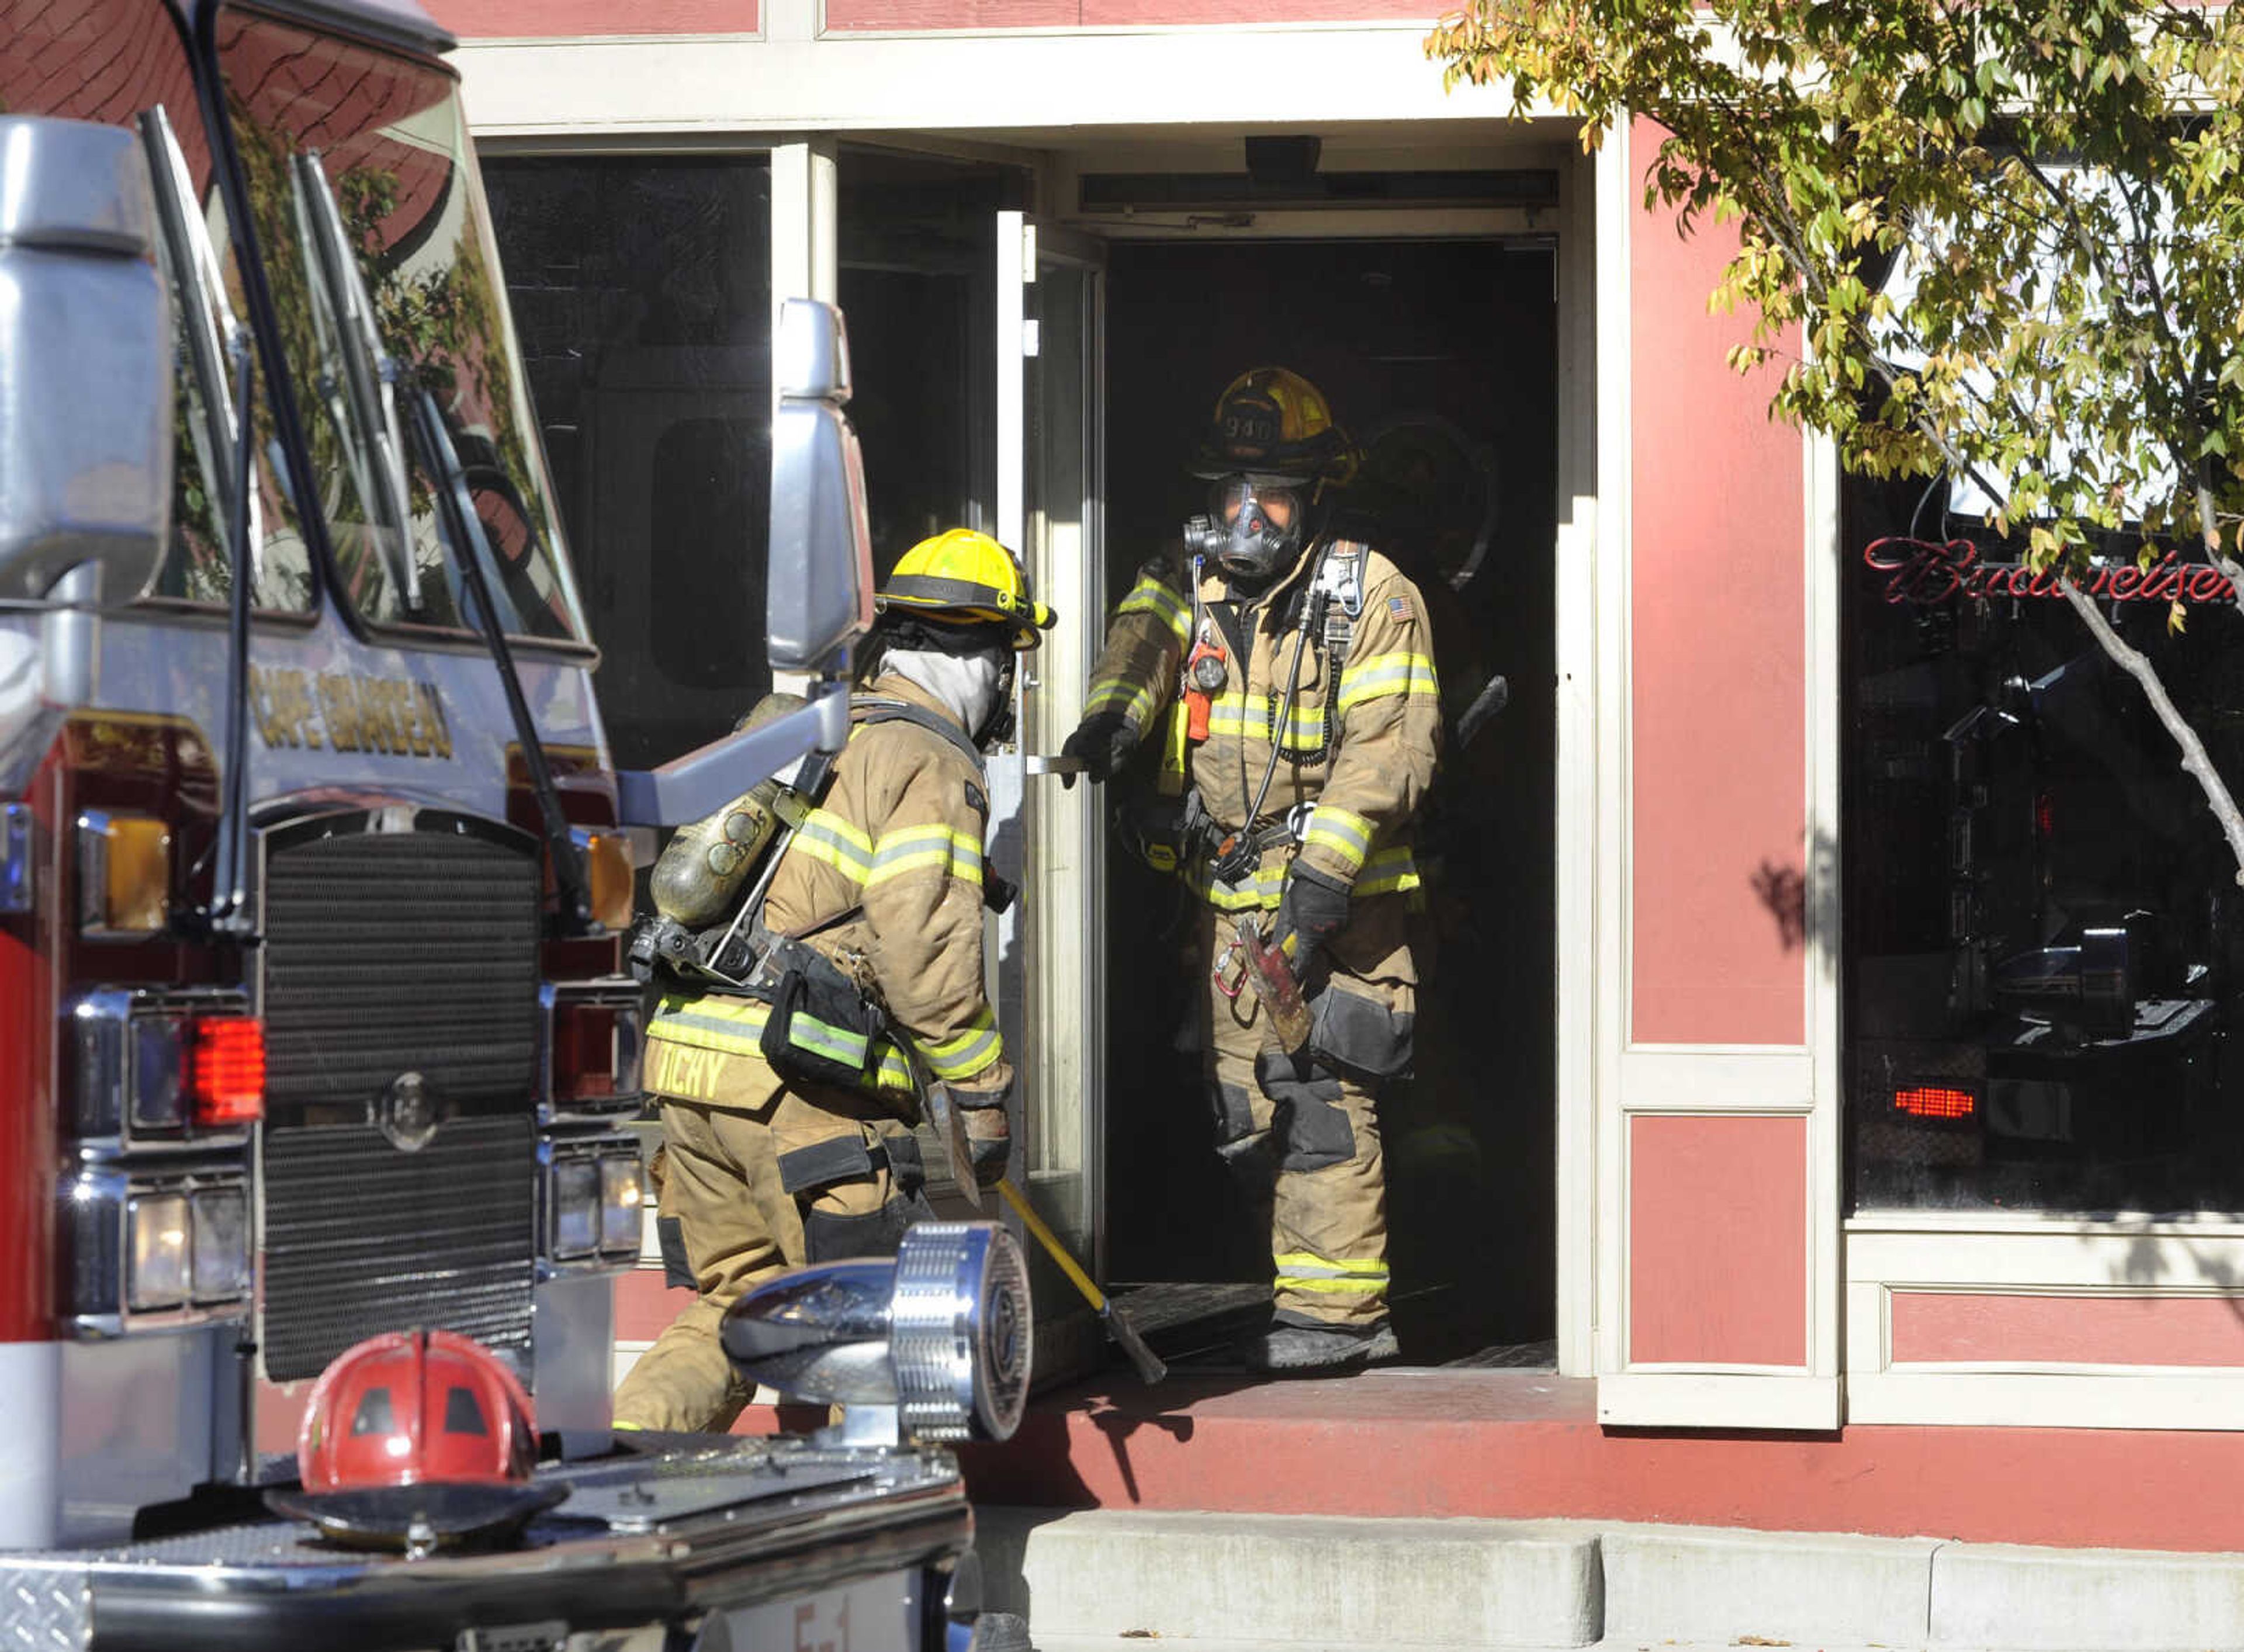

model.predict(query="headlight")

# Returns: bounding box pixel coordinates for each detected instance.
[550,1156,599,1261]
[542,1134,643,1271]
[190,1183,251,1303]
[58,1171,250,1332]
[130,1015,186,1131]
[599,1150,645,1258]
[720,1221,1032,1445]
[127,1192,189,1312]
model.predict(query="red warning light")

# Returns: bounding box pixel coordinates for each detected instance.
[192,1017,266,1125]
[1895,1084,1976,1120]
[2035,791,2055,839]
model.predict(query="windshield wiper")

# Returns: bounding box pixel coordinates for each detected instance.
[140,105,257,936]
[292,153,423,614]
[406,386,593,934]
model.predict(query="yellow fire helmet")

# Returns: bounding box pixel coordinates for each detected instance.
[1188,366,1359,486]
[876,528,1056,652]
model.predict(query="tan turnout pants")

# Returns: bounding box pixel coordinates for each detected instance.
[611,1050,923,1433]
[1201,908,1401,1330]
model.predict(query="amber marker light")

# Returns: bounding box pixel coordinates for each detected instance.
[579,830,635,931]
[191,1016,266,1126]
[78,812,174,936]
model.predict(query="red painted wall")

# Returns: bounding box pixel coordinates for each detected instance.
[952,1370,2244,1551]
[823,1,1435,27]
[1628,120,1806,1047]
[1628,1114,1806,1366]
[427,0,757,37]
[1892,1291,2244,1368]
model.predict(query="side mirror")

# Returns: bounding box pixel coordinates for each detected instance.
[0,117,171,602]
[765,298,875,678]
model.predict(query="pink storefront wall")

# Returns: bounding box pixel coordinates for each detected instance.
[428,0,757,36]
[1628,121,1806,1048]
[1628,1114,1807,1365]
[1892,1291,2244,1367]
[822,1,1436,27]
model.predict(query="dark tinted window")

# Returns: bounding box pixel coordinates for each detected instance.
[1845,477,2244,1214]
[484,156,771,768]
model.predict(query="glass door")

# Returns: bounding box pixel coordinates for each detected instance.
[992,210,1110,1364]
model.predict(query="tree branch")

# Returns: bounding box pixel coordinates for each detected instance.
[2059,576,2244,883]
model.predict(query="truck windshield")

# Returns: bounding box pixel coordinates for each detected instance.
[214,6,588,646]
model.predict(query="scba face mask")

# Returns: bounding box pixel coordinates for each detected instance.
[1211,475,1307,580]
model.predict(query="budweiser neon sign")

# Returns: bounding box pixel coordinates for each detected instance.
[1864,536,2237,606]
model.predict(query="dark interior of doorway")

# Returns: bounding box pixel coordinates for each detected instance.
[1101,237,1560,1366]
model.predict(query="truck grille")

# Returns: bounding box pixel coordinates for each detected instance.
[261,823,544,1112]
[258,816,544,1382]
[262,1117,536,1381]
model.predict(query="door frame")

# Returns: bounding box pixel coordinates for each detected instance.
[812,137,1601,1376]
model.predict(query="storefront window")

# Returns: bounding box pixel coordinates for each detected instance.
[1844,477,2244,1214]
[483,155,771,768]
[837,147,1024,575]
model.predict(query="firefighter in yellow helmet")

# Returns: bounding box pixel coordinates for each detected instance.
[1062,368,1441,1375]
[614,529,1054,1432]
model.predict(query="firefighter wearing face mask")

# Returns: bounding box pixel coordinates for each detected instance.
[614,529,1052,1432]
[1062,368,1441,1376]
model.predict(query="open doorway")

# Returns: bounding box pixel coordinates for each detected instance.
[1100,235,1560,1364]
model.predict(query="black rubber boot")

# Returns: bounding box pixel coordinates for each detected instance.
[1238,1320,1400,1376]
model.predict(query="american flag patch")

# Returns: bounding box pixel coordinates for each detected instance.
[1387,595,1412,619]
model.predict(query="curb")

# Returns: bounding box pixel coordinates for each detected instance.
[974,1507,2244,1651]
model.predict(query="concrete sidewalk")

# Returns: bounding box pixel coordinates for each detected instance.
[974,1506,2244,1652]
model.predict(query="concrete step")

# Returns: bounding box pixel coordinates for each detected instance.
[972,1508,1603,1648]
[973,1508,2244,1651]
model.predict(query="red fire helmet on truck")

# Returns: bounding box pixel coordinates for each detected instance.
[266,1328,565,1553]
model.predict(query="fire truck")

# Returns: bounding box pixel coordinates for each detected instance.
[0,0,1028,1644]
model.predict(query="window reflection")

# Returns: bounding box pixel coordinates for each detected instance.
[1846,479,2244,1214]
[214,8,580,641]
[484,155,773,769]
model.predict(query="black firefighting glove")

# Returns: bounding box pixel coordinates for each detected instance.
[1059,712,1138,789]
[951,1082,1012,1191]
[1274,862,1352,976]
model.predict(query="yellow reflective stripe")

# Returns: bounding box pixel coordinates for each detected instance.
[649,999,771,1056]
[1206,694,1327,747]
[786,1014,869,1066]
[923,1007,1005,1080]
[1303,806,1373,872]
[1117,575,1191,641]
[1088,676,1156,728]
[1354,844,1421,898]
[867,823,985,889]
[1275,1252,1390,1294]
[1336,652,1439,712]
[1275,1252,1388,1276]
[874,1044,915,1093]
[791,808,874,882]
[1192,858,1287,912]
[1159,700,1190,792]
